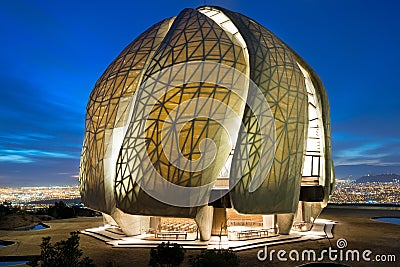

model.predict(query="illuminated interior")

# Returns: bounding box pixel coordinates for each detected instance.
[298,63,325,186]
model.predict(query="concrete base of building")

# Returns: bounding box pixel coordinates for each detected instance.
[80,218,335,251]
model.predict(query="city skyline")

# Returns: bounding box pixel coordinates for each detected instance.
[1,180,399,206]
[1,0,400,186]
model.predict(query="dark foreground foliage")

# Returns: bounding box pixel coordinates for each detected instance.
[27,231,94,267]
[189,249,239,267]
[149,242,185,267]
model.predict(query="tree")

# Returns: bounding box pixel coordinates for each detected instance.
[189,249,239,267]
[0,205,7,220]
[28,231,94,267]
[48,201,75,219]
[149,242,185,267]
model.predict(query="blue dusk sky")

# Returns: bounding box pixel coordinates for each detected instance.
[0,0,399,186]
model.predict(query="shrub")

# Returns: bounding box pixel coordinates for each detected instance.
[149,242,185,267]
[189,249,239,267]
[47,201,75,219]
[27,231,94,267]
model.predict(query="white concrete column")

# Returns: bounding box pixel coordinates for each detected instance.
[102,213,118,226]
[276,213,295,234]
[150,216,161,232]
[111,208,150,236]
[211,208,227,236]
[302,202,323,224]
[194,206,213,241]
[294,201,303,223]
[262,214,275,229]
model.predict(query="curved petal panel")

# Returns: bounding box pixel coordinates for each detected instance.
[79,18,174,213]
[220,8,308,214]
[114,8,248,217]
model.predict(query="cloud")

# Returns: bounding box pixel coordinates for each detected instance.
[334,159,400,167]
[0,148,78,163]
[336,143,387,159]
[0,157,80,186]
[0,133,55,145]
[0,154,33,163]
[333,133,400,167]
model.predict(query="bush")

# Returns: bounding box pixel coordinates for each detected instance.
[27,231,94,267]
[47,201,75,219]
[0,203,11,219]
[149,242,185,267]
[189,249,239,267]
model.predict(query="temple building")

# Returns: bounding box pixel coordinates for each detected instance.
[79,6,334,242]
